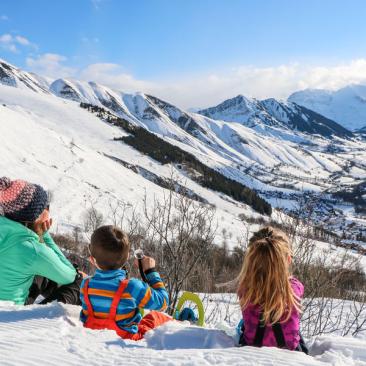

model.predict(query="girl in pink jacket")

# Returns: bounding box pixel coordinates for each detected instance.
[237,227,307,353]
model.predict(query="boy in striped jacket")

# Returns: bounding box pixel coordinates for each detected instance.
[80,225,171,340]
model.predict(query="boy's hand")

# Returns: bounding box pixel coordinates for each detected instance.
[134,256,155,272]
[78,270,88,279]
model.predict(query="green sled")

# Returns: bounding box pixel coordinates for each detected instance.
[173,291,205,327]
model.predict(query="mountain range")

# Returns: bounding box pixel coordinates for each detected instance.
[0,58,365,246]
[198,94,352,138]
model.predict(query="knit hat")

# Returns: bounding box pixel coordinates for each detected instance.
[0,177,49,223]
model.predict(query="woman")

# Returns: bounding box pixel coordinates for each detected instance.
[0,177,81,305]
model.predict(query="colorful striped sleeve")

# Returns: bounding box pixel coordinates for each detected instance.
[132,270,169,311]
[79,278,87,323]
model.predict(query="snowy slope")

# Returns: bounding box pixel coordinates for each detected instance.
[1,300,366,366]
[0,84,260,246]
[56,82,364,197]
[289,85,366,131]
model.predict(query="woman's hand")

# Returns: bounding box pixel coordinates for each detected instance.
[34,218,53,236]
[41,218,53,233]
[33,209,52,237]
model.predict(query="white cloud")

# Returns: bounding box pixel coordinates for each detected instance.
[26,53,76,79]
[74,59,366,109]
[0,15,8,21]
[91,0,105,10]
[80,63,154,92]
[81,36,99,43]
[0,33,36,53]
[0,34,12,43]
[0,33,18,53]
[15,36,31,46]
[24,55,366,108]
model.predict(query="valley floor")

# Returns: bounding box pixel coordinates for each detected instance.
[1,301,366,366]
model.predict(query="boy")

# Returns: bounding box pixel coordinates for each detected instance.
[80,225,171,340]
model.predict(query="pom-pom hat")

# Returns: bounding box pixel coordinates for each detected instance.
[0,177,49,223]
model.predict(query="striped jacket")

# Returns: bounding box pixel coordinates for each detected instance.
[80,268,169,334]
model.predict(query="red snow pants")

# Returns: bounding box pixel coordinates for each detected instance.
[118,311,172,340]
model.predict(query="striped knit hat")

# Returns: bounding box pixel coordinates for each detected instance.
[0,177,49,223]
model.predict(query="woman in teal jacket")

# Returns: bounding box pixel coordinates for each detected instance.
[0,177,80,305]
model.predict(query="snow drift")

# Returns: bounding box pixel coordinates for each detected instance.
[1,301,366,366]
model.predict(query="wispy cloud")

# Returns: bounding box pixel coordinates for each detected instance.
[91,0,105,10]
[80,63,154,91]
[81,36,99,43]
[0,33,37,53]
[76,59,366,108]
[24,54,366,108]
[0,34,16,52]
[15,35,31,46]
[0,15,8,21]
[26,53,76,79]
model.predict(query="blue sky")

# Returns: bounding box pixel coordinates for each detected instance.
[1,0,366,107]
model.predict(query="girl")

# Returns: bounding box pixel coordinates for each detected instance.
[237,226,306,352]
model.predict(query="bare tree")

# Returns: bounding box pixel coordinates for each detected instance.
[83,205,104,235]
[141,186,216,314]
[274,198,366,337]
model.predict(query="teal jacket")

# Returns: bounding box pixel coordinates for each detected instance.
[0,216,77,304]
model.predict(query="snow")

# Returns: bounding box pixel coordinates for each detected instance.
[2,300,366,365]
[0,85,256,247]
[312,336,366,365]
[0,58,50,94]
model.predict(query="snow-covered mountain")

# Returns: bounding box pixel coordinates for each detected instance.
[289,85,366,131]
[0,59,365,246]
[198,95,353,138]
[0,59,50,93]
[357,125,366,137]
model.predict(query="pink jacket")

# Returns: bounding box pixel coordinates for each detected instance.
[242,277,304,350]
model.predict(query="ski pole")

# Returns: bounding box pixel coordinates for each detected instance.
[134,249,148,283]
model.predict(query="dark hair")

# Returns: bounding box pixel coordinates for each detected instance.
[90,225,130,270]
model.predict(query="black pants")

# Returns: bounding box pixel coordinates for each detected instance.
[296,335,309,355]
[25,274,82,305]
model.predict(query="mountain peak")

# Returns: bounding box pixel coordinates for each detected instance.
[198,95,352,138]
[0,59,50,93]
[197,94,261,126]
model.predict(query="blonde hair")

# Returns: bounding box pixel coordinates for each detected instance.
[237,226,301,324]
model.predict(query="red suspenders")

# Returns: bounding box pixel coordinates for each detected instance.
[83,279,129,327]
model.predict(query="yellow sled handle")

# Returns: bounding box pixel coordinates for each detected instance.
[174,291,205,327]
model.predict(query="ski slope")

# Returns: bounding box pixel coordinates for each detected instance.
[1,301,366,366]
